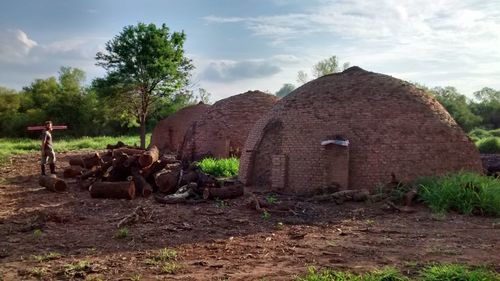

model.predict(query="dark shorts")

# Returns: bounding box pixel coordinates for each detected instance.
[41,149,55,165]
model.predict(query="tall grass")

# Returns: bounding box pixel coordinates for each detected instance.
[197,157,239,178]
[0,134,150,164]
[297,265,500,281]
[418,172,500,216]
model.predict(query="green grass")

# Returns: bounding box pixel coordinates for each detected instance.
[32,252,62,262]
[417,172,500,216]
[197,157,239,178]
[114,227,129,239]
[297,265,500,281]
[0,134,150,164]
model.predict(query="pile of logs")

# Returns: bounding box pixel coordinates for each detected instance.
[63,142,244,202]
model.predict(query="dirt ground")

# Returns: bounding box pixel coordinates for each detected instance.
[1,153,499,281]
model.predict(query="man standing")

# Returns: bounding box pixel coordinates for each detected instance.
[41,121,56,175]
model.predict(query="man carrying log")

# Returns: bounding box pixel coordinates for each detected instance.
[41,121,56,175]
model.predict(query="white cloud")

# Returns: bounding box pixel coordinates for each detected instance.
[203,0,500,96]
[0,29,38,61]
[201,59,281,82]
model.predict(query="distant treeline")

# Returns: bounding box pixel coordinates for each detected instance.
[0,67,201,138]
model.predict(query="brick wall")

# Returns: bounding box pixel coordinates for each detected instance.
[150,103,210,154]
[239,67,483,194]
[180,91,278,162]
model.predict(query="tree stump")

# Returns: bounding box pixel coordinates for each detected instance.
[39,175,67,192]
[139,145,159,168]
[89,181,136,200]
[203,184,244,200]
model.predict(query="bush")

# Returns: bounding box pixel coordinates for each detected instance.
[197,157,239,178]
[469,128,492,140]
[476,137,500,153]
[417,172,500,216]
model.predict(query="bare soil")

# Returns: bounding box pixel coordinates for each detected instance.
[1,153,499,281]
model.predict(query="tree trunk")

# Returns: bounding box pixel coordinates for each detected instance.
[140,115,146,149]
[138,145,159,168]
[39,175,67,192]
[203,184,244,200]
[89,181,136,200]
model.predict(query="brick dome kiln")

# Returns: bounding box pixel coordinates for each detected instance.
[150,102,210,154]
[180,91,278,161]
[239,67,482,194]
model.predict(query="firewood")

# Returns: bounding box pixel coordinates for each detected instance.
[39,175,67,192]
[68,153,102,169]
[141,160,168,179]
[112,147,145,157]
[154,167,181,194]
[203,183,244,200]
[138,145,159,168]
[89,181,135,200]
[63,165,84,178]
[131,169,153,197]
[123,155,139,168]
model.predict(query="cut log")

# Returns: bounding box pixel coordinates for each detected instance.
[68,153,102,169]
[112,147,145,157]
[89,181,135,200]
[138,145,159,168]
[131,169,153,197]
[154,167,181,194]
[203,183,244,200]
[141,160,168,179]
[123,155,139,168]
[154,183,198,204]
[63,165,85,178]
[39,175,67,192]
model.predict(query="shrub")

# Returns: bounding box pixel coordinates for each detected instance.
[476,137,500,153]
[296,266,408,281]
[418,172,500,216]
[469,128,492,141]
[197,157,239,178]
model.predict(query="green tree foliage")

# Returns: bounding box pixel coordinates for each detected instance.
[297,55,350,85]
[95,22,194,148]
[427,86,482,131]
[471,87,500,129]
[275,83,296,98]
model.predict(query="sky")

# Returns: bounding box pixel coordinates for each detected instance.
[1,0,500,101]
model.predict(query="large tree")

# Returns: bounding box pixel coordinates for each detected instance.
[95,23,193,148]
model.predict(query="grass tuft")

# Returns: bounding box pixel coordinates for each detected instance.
[420,264,500,281]
[32,252,62,262]
[296,266,408,281]
[197,157,239,178]
[417,172,500,216]
[114,227,129,239]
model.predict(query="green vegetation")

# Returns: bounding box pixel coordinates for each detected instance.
[146,248,178,266]
[114,227,130,239]
[197,157,239,178]
[0,134,150,164]
[420,264,499,281]
[418,172,500,216]
[32,228,43,239]
[296,265,500,281]
[160,261,183,274]
[469,128,500,153]
[64,260,92,278]
[32,252,62,262]
[296,266,408,281]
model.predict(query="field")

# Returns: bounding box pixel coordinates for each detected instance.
[0,151,499,280]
